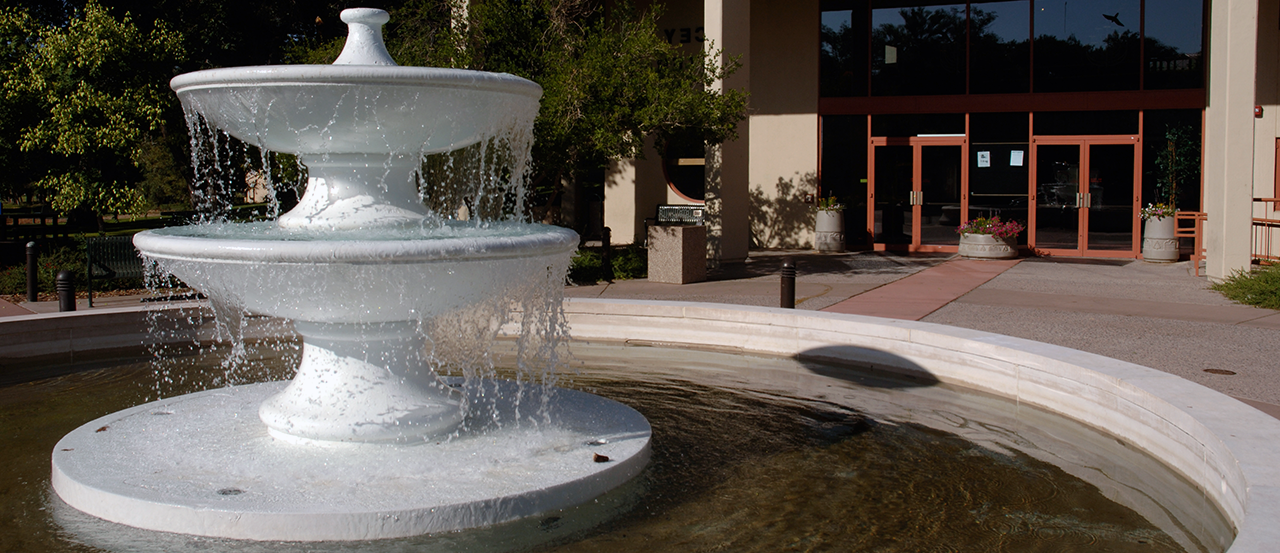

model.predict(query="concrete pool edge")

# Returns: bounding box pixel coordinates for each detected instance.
[3,299,1276,551]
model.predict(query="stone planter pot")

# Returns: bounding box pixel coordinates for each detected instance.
[815,210,844,252]
[1142,216,1179,263]
[958,233,1017,259]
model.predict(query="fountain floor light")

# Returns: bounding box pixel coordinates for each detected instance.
[49,8,651,541]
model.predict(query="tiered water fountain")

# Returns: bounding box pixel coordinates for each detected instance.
[50,8,650,541]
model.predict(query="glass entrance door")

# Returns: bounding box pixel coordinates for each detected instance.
[919,145,963,246]
[871,138,966,250]
[1031,137,1139,256]
[873,144,913,245]
[1034,145,1080,250]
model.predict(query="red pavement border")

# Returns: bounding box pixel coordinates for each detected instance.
[822,258,1021,320]
[0,297,34,317]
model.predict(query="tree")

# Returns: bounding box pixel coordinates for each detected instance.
[386,0,749,225]
[2,1,186,222]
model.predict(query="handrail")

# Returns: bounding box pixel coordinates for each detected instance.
[1251,199,1280,265]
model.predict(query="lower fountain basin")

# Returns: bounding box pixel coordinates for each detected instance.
[133,222,579,324]
[52,379,650,541]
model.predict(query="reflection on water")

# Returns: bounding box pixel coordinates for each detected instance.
[0,341,1231,552]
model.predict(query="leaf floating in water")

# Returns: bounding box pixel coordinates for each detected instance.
[95,426,109,433]
[593,453,610,463]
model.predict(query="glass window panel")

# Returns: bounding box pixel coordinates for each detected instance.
[1033,0,1140,92]
[871,2,967,96]
[821,3,870,97]
[1144,0,1204,90]
[970,1,1031,94]
[1033,110,1138,135]
[871,113,966,136]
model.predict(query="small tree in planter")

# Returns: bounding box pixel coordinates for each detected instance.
[813,197,845,252]
[1143,125,1199,262]
[956,216,1025,259]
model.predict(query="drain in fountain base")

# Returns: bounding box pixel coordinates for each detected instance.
[50,380,651,541]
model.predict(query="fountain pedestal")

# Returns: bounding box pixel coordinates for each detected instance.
[258,321,465,442]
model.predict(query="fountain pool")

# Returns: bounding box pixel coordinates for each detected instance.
[1,328,1236,552]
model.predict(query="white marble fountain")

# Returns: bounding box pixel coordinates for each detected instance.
[50,8,651,541]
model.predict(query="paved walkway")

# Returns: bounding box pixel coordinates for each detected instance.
[7,251,1280,417]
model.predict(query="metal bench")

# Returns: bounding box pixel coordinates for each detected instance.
[86,235,143,307]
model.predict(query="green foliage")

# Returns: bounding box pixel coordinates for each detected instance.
[386,0,748,213]
[1211,265,1280,310]
[0,244,87,295]
[2,1,186,217]
[567,244,647,283]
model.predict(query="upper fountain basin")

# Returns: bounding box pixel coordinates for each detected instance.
[172,66,543,156]
[134,221,578,324]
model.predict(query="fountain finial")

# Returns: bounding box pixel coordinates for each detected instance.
[333,8,398,66]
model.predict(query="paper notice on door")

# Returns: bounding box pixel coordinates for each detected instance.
[977,151,990,168]
[1010,150,1024,167]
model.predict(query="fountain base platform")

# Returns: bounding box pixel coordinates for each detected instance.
[50,380,650,541]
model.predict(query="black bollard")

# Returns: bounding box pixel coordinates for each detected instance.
[57,270,75,312]
[601,226,613,283]
[26,241,38,303]
[780,257,796,309]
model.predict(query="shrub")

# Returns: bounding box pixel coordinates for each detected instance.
[567,244,647,284]
[1212,265,1280,310]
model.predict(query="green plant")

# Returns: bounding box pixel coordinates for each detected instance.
[1212,265,1280,310]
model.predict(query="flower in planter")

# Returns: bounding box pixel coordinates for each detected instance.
[813,197,845,212]
[956,216,1025,239]
[1140,202,1175,220]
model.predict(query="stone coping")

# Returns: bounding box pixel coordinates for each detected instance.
[3,299,1277,551]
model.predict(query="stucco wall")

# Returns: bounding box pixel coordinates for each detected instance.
[744,0,819,249]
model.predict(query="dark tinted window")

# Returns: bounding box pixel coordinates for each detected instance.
[821,2,870,97]
[871,2,967,96]
[970,1,1030,94]
[1033,0,1141,92]
[1144,0,1204,89]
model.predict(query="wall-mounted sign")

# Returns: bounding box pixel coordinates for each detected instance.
[663,27,705,44]
[977,151,991,168]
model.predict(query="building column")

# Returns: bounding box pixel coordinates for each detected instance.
[704,0,750,265]
[1204,0,1259,280]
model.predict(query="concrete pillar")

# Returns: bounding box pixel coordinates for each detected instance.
[1204,0,1260,280]
[704,0,751,265]
[604,159,640,244]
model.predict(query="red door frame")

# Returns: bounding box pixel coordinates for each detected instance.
[866,133,969,252]
[1028,132,1142,257]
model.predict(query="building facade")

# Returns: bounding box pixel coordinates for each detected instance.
[604,0,1277,280]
